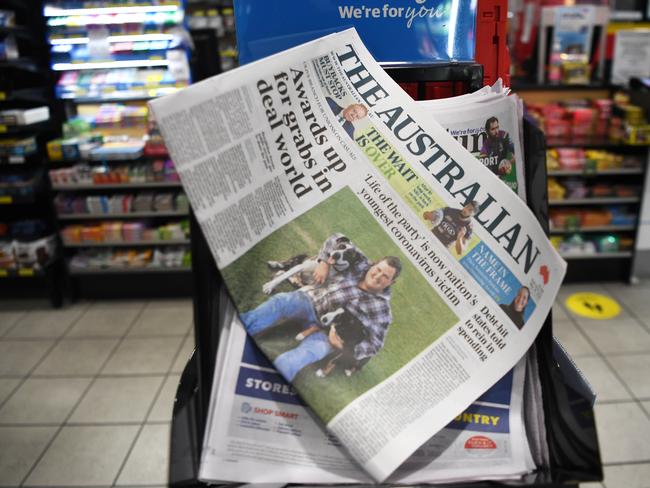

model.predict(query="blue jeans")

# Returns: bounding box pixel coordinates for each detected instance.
[240,292,332,382]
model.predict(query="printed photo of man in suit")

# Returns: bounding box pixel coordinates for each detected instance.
[326,97,368,139]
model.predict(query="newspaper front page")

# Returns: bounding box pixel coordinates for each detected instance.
[418,93,526,200]
[150,28,565,482]
[200,299,534,483]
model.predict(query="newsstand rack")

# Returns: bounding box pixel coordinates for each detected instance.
[168,64,603,486]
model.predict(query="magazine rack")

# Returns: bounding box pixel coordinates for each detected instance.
[168,69,603,487]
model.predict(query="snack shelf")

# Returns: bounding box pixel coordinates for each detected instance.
[58,210,189,220]
[546,138,650,149]
[69,265,191,275]
[560,251,633,260]
[549,197,640,205]
[550,225,637,233]
[49,33,176,45]
[63,238,190,247]
[548,168,644,176]
[53,181,181,190]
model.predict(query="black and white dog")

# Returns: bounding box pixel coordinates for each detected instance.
[262,236,363,295]
[296,307,368,378]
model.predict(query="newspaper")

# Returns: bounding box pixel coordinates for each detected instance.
[150,28,566,482]
[418,91,527,200]
[199,296,535,483]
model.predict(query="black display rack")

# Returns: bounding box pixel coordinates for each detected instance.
[168,66,603,487]
[0,0,65,307]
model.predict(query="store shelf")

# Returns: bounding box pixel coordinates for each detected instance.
[69,265,191,275]
[52,59,169,71]
[549,197,640,205]
[0,153,40,166]
[0,193,38,205]
[0,87,50,105]
[0,267,45,278]
[546,137,650,149]
[548,168,644,176]
[52,181,182,190]
[49,33,176,45]
[560,251,633,260]
[512,82,619,91]
[0,120,53,135]
[64,238,190,248]
[0,58,46,74]
[44,4,181,17]
[550,225,636,233]
[58,210,188,220]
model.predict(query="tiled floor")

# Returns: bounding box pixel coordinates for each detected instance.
[0,283,649,487]
[0,299,193,488]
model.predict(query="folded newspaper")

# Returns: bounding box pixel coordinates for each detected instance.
[150,28,566,483]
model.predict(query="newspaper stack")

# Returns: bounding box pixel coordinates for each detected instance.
[149,29,566,483]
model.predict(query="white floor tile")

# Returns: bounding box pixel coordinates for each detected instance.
[146,298,192,310]
[65,307,141,338]
[32,338,118,376]
[0,378,20,405]
[572,356,631,402]
[0,340,54,376]
[607,354,650,399]
[0,311,25,337]
[101,336,184,375]
[553,320,597,357]
[170,333,194,374]
[148,374,180,422]
[69,376,164,424]
[0,377,91,424]
[575,318,650,354]
[603,463,650,488]
[127,306,192,337]
[0,426,57,486]
[116,423,170,486]
[25,425,139,486]
[594,402,650,463]
[5,307,85,339]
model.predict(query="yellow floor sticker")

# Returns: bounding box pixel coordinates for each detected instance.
[565,292,621,320]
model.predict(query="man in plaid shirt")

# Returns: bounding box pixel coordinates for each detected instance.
[240,234,401,382]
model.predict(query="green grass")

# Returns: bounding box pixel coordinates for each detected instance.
[223,187,458,423]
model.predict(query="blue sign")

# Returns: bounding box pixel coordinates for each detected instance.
[234,0,477,65]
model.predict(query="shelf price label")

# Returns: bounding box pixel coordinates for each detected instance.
[0,269,7,277]
[0,196,12,204]
[0,125,6,133]
[0,92,5,101]
[18,268,35,277]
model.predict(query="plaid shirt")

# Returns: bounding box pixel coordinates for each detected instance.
[308,234,393,360]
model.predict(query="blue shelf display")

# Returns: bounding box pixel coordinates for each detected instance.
[234,0,477,65]
[44,1,191,100]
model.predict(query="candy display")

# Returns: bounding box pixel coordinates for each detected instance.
[69,246,191,270]
[61,219,188,244]
[527,96,649,145]
[0,137,38,159]
[49,159,179,185]
[54,191,187,216]
[547,178,639,201]
[551,232,634,256]
[546,148,644,173]
[549,207,637,230]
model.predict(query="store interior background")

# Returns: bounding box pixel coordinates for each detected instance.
[1,0,650,487]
